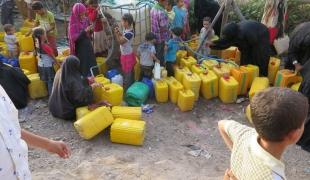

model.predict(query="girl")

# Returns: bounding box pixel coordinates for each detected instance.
[68,3,97,77]
[32,27,57,95]
[114,13,136,90]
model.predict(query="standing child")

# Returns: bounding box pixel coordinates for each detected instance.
[30,1,58,56]
[137,32,160,80]
[165,27,183,76]
[114,13,136,90]
[172,0,189,39]
[199,17,215,57]
[166,0,175,30]
[32,28,58,95]
[3,24,19,58]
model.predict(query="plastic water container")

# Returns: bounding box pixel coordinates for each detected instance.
[106,69,119,79]
[200,71,219,99]
[180,56,197,69]
[174,66,190,82]
[62,48,70,56]
[110,118,146,146]
[213,66,230,78]
[102,83,123,106]
[142,77,154,98]
[268,57,280,85]
[76,106,91,120]
[220,46,237,59]
[231,68,250,95]
[176,50,187,65]
[240,65,259,88]
[220,60,238,72]
[274,69,302,87]
[249,77,269,100]
[154,80,169,103]
[19,27,31,35]
[19,35,35,52]
[96,57,107,75]
[19,52,37,74]
[161,67,168,79]
[111,106,142,120]
[245,104,252,123]
[219,76,239,103]
[134,57,140,81]
[111,74,123,87]
[202,59,219,70]
[74,107,114,140]
[0,32,4,42]
[125,82,150,106]
[22,69,31,75]
[291,82,301,91]
[164,76,184,104]
[22,19,35,28]
[27,73,48,99]
[182,73,201,101]
[235,49,241,65]
[191,64,207,75]
[95,75,111,85]
[177,89,195,112]
[56,54,67,63]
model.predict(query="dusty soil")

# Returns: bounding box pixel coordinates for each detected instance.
[20,97,310,180]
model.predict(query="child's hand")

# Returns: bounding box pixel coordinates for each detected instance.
[91,82,103,89]
[223,169,237,180]
[85,25,93,33]
[47,140,71,159]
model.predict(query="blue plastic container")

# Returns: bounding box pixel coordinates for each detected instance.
[142,77,154,98]
[106,69,119,79]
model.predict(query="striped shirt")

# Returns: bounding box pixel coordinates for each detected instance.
[150,3,169,43]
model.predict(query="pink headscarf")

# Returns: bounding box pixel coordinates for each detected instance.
[68,3,90,55]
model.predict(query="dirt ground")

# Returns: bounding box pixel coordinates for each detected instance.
[20,97,310,180]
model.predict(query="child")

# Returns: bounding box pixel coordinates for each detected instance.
[150,0,169,65]
[3,24,19,58]
[199,16,215,57]
[32,27,57,95]
[172,0,189,39]
[164,27,183,77]
[86,0,110,56]
[218,87,308,180]
[166,0,175,29]
[114,13,136,90]
[0,84,70,179]
[30,1,58,56]
[137,32,160,80]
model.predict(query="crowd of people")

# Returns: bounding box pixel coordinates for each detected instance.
[0,0,310,179]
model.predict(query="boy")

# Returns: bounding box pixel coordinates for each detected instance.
[29,1,58,56]
[164,27,183,77]
[172,0,189,39]
[165,0,175,30]
[199,16,215,57]
[137,32,160,80]
[150,0,169,66]
[3,24,19,58]
[218,87,308,180]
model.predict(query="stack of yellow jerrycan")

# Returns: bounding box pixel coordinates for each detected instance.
[249,77,269,100]
[220,46,237,60]
[176,50,187,65]
[174,66,190,82]
[180,56,197,69]
[245,104,252,123]
[164,76,184,104]
[96,57,107,74]
[213,65,230,78]
[240,64,259,88]
[202,59,219,70]
[110,118,146,146]
[231,68,250,95]
[154,80,169,103]
[200,71,219,99]
[219,76,239,103]
[111,106,142,120]
[19,52,37,74]
[182,73,201,101]
[134,57,141,81]
[268,57,281,85]
[76,106,92,120]
[19,35,35,52]
[177,89,195,111]
[291,82,301,91]
[191,64,206,75]
[96,83,123,106]
[274,69,302,87]
[27,73,48,99]
[74,106,114,140]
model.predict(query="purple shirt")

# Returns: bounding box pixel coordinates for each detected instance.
[150,3,169,43]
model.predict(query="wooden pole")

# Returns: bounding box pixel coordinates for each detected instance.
[63,0,68,41]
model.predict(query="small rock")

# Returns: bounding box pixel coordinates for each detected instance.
[148,147,152,150]
[304,167,310,174]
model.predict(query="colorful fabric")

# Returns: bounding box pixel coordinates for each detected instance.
[47,35,58,56]
[150,3,169,43]
[120,52,136,74]
[87,6,103,32]
[4,34,17,51]
[34,10,57,37]
[137,42,156,66]
[120,29,134,55]
[164,38,181,62]
[167,10,175,29]
[68,3,89,55]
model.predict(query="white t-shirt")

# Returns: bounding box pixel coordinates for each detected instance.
[0,85,31,180]
[4,34,18,51]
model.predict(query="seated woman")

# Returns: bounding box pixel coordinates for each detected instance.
[48,56,100,120]
[0,61,30,109]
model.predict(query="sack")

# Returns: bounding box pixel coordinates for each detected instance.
[153,62,161,80]
[273,35,289,55]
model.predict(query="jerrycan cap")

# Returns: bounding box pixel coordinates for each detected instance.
[195,64,200,67]
[223,74,230,80]
[24,51,30,55]
[271,62,275,66]
[104,87,110,91]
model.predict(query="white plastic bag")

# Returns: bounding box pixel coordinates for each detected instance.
[273,35,289,55]
[154,62,161,80]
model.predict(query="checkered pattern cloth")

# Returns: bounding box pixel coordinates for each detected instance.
[150,3,169,43]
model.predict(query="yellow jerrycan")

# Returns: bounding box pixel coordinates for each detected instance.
[234,49,241,65]
[213,65,230,78]
[220,46,237,60]
[200,71,219,99]
[19,27,31,35]
[164,76,184,104]
[110,118,146,146]
[134,57,141,81]
[249,77,269,100]
[191,64,206,75]
[96,57,107,74]
[174,66,190,82]
[111,106,142,120]
[19,52,37,74]
[61,48,70,56]
[240,65,259,88]
[76,106,92,120]
[0,32,4,42]
[74,106,114,140]
[177,89,195,112]
[219,76,239,103]
[291,82,301,91]
[274,69,302,87]
[22,69,31,75]
[27,73,48,99]
[231,68,250,95]
[202,59,219,70]
[176,50,187,65]
[19,35,35,52]
[94,83,123,106]
[154,80,169,103]
[180,56,197,69]
[94,74,110,85]
[22,19,35,27]
[220,60,238,72]
[182,73,201,101]
[245,104,252,124]
[268,57,280,85]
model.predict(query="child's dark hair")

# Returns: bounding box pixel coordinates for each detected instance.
[203,16,212,23]
[251,87,308,142]
[87,0,98,5]
[3,24,14,33]
[171,27,183,37]
[122,13,135,36]
[32,27,46,55]
[32,1,44,10]
[145,32,157,41]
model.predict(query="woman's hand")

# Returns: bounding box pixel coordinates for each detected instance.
[85,25,93,33]
[46,140,71,159]
[294,63,303,72]
[91,82,103,89]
